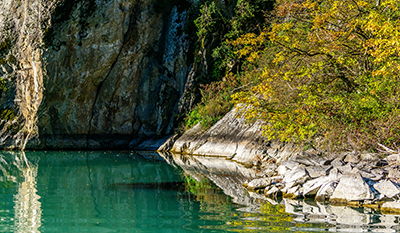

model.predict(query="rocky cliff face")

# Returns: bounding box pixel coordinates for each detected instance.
[0,0,196,149]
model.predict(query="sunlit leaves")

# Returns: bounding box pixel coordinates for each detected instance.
[232,0,400,150]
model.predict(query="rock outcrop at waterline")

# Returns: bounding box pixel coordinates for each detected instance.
[167,104,400,212]
[169,106,302,165]
[0,0,194,149]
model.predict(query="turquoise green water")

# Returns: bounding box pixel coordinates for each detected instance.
[0,151,399,232]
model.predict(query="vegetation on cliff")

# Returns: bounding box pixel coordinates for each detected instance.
[188,0,400,152]
[184,0,274,129]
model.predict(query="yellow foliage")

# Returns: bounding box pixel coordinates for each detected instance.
[231,0,400,151]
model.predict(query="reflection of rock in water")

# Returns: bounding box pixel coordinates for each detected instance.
[163,152,400,231]
[111,181,185,191]
[158,152,268,207]
[0,151,42,233]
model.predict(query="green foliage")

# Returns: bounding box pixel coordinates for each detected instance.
[211,0,274,79]
[231,0,400,151]
[0,108,16,122]
[184,74,237,129]
[184,0,273,130]
[184,71,261,130]
[0,79,6,93]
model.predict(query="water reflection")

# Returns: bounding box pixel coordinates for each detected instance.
[159,152,400,232]
[0,151,41,233]
[1,150,400,232]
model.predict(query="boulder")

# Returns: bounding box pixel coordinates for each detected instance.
[330,157,345,168]
[282,166,310,188]
[315,181,337,201]
[336,164,353,174]
[353,168,380,180]
[383,154,400,164]
[246,178,271,191]
[277,161,300,176]
[373,180,400,198]
[303,176,330,196]
[388,166,400,179]
[344,153,360,164]
[330,174,374,202]
[305,165,331,178]
[290,152,329,166]
[327,167,343,181]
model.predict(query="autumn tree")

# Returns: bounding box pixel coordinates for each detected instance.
[232,0,400,151]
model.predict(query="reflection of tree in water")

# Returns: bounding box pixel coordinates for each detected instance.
[0,151,41,233]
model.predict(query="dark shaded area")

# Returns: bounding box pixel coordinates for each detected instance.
[111,181,185,191]
[43,0,97,48]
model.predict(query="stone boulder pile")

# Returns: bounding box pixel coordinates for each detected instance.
[244,152,400,213]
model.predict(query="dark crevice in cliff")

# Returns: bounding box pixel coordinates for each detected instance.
[86,3,140,148]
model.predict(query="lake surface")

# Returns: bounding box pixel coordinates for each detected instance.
[0,150,399,232]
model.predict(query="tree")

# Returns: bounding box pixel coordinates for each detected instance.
[232,0,400,151]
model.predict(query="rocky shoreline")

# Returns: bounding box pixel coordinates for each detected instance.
[162,106,400,214]
[243,151,400,214]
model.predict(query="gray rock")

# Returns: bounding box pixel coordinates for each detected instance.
[282,166,310,187]
[327,167,343,181]
[306,166,331,178]
[291,152,327,166]
[344,153,360,164]
[330,157,345,168]
[359,153,380,162]
[315,181,337,201]
[331,174,374,201]
[336,164,353,174]
[303,176,330,196]
[351,167,378,180]
[373,180,400,198]
[383,154,400,164]
[265,186,281,196]
[388,166,400,178]
[277,161,300,176]
[1,0,193,149]
[247,178,271,191]
[172,106,302,165]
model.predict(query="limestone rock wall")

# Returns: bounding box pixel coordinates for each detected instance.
[0,0,195,149]
[169,106,302,165]
[0,0,55,149]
